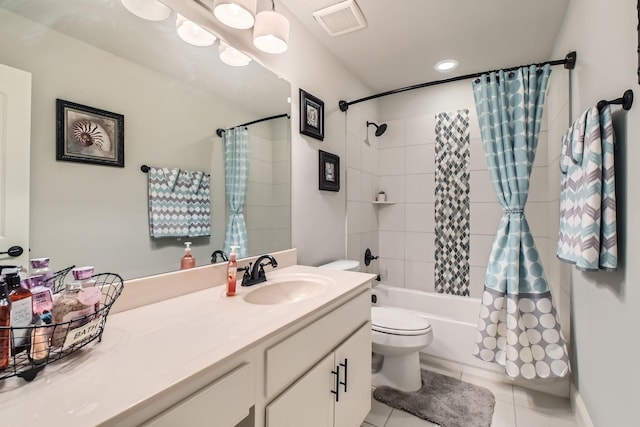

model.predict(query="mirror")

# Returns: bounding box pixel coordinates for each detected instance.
[0,0,291,279]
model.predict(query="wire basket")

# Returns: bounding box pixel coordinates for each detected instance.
[0,272,124,382]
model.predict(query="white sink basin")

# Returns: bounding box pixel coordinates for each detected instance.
[243,274,333,305]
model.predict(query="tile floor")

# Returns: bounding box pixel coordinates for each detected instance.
[362,364,578,427]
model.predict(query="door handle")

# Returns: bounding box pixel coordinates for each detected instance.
[339,358,348,393]
[0,246,23,257]
[331,365,340,402]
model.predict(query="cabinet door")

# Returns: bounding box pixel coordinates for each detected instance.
[266,353,335,427]
[333,323,371,427]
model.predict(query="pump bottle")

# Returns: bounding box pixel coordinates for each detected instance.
[180,242,196,270]
[226,246,240,296]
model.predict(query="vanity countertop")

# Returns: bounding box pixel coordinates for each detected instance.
[0,265,374,426]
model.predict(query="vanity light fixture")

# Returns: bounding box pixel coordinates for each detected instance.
[434,59,459,73]
[120,0,170,21]
[253,0,290,54]
[213,0,257,30]
[219,41,252,66]
[177,14,217,46]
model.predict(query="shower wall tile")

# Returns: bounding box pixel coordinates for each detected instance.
[405,114,435,146]
[525,202,549,237]
[347,201,363,234]
[273,205,290,229]
[469,234,495,267]
[273,162,289,184]
[362,202,377,234]
[361,141,375,174]
[548,157,562,201]
[346,167,361,202]
[405,144,435,174]
[379,230,405,260]
[469,266,487,298]
[405,203,434,233]
[346,232,361,265]
[536,237,549,273]
[378,204,405,231]
[272,184,290,206]
[261,139,273,162]
[469,170,496,203]
[528,167,549,202]
[468,110,481,140]
[469,202,502,235]
[405,260,435,292]
[379,257,405,287]
[376,118,405,148]
[346,133,362,170]
[535,131,548,168]
[378,175,405,202]
[361,171,375,202]
[377,147,405,176]
[469,138,487,171]
[405,231,434,262]
[405,173,434,203]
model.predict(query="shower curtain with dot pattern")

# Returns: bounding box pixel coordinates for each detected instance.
[223,127,250,258]
[471,64,570,380]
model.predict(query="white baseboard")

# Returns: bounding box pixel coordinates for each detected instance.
[571,384,594,427]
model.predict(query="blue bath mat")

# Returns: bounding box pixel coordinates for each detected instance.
[373,369,495,427]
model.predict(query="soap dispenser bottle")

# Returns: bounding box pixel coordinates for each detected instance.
[226,246,239,296]
[180,242,196,270]
[5,268,32,355]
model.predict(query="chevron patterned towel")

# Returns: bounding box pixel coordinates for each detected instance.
[147,167,211,238]
[556,105,617,271]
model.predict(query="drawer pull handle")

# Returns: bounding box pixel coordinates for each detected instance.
[331,366,340,402]
[339,358,348,393]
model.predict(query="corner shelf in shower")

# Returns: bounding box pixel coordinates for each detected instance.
[371,201,395,205]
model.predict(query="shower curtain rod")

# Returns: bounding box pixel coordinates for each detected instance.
[338,51,577,112]
[216,113,290,137]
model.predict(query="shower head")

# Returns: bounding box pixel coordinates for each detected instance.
[367,121,387,137]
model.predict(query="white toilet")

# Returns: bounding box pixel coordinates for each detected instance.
[318,259,433,393]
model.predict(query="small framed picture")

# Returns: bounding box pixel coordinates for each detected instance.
[56,99,125,167]
[299,88,324,141]
[319,150,340,192]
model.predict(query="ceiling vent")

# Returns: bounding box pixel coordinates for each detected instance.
[312,0,367,37]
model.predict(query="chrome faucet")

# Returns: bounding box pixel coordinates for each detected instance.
[211,250,228,264]
[241,254,278,287]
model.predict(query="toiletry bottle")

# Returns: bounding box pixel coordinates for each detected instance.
[51,280,95,347]
[30,258,54,291]
[226,246,240,296]
[180,242,196,270]
[0,284,10,369]
[5,268,33,355]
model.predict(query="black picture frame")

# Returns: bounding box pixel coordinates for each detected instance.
[299,88,324,141]
[56,99,125,168]
[319,150,340,192]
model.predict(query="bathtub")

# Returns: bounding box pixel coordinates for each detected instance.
[371,284,571,397]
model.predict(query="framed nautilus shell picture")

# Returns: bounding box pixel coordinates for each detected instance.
[56,99,124,167]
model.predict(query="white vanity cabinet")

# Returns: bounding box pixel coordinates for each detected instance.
[263,290,371,427]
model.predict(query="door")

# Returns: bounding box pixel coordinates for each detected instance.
[334,323,372,427]
[266,353,335,427]
[0,63,31,268]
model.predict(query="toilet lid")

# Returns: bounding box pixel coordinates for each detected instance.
[318,260,360,271]
[371,307,431,336]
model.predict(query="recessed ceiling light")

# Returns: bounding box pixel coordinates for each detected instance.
[434,59,459,73]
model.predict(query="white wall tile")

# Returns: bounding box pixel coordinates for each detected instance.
[405,260,434,292]
[346,232,361,266]
[469,138,487,171]
[378,258,405,286]
[405,203,434,233]
[470,265,487,298]
[470,202,502,236]
[405,232,434,262]
[470,170,496,203]
[405,144,435,174]
[378,175,405,203]
[378,204,405,231]
[346,105,363,139]
[377,147,405,176]
[347,201,363,234]
[379,231,405,260]
[405,114,435,146]
[405,173,434,203]
[361,171,375,202]
[535,131,548,168]
[346,167,361,202]
[362,141,375,174]
[346,133,362,169]
[470,234,496,267]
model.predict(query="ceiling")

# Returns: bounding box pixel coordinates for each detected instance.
[280,0,571,93]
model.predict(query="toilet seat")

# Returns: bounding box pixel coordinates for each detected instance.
[371,307,431,336]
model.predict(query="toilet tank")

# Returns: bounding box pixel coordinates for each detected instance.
[318,259,360,272]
